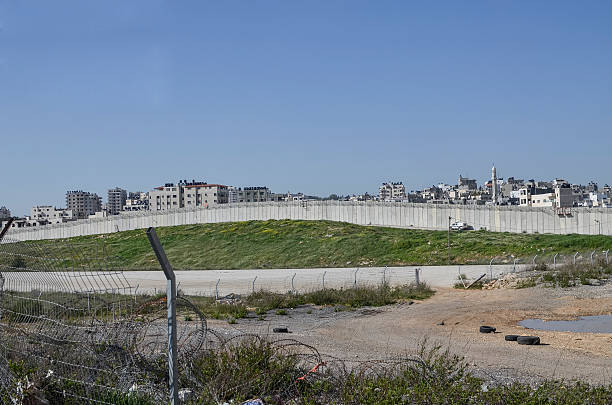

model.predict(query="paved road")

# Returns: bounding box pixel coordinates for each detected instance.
[121,264,529,296]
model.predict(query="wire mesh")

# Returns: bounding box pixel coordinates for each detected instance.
[0,236,210,404]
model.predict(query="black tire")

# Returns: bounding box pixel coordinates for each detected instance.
[273,327,289,333]
[504,334,519,341]
[517,336,540,345]
[479,326,496,333]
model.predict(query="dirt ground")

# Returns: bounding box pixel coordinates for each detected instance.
[210,284,612,385]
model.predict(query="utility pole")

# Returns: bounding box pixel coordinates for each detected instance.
[448,216,451,265]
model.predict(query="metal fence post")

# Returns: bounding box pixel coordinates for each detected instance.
[489,258,494,280]
[590,250,596,265]
[291,273,296,294]
[252,276,257,294]
[353,268,359,287]
[553,253,559,269]
[415,268,420,285]
[146,227,179,405]
[215,279,220,300]
[605,250,610,265]
[383,266,387,285]
[513,258,519,272]
[322,271,327,290]
[573,252,579,265]
[532,254,538,265]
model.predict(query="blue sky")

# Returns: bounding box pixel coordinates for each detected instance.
[1,1,611,215]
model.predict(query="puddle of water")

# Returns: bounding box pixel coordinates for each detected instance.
[519,315,612,333]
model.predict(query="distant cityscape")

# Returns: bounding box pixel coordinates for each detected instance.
[1,166,610,230]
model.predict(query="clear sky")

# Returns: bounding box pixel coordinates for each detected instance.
[1,1,611,215]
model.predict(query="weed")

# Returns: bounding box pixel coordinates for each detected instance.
[515,277,537,289]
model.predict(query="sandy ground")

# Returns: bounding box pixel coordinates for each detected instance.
[210,284,612,385]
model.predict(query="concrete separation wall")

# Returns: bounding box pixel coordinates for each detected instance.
[6,201,612,241]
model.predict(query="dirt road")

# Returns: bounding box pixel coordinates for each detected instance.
[214,284,612,385]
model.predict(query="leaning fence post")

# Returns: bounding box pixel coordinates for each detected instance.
[489,258,494,280]
[353,268,359,287]
[291,273,296,294]
[573,252,579,265]
[252,276,257,294]
[532,254,538,266]
[605,250,610,265]
[590,250,596,265]
[322,271,327,290]
[383,265,387,285]
[553,253,559,269]
[146,227,179,405]
[513,258,519,272]
[215,279,220,300]
[415,268,420,285]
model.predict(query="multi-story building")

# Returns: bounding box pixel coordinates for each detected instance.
[228,186,273,203]
[122,192,149,212]
[149,183,183,211]
[0,206,10,220]
[66,191,102,219]
[182,182,228,207]
[379,182,406,201]
[458,175,477,190]
[150,180,229,211]
[107,187,127,215]
[30,206,74,225]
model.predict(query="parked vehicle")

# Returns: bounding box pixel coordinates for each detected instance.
[450,221,470,231]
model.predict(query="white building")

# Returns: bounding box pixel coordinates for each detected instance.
[30,206,74,225]
[122,192,149,212]
[379,182,406,201]
[66,191,102,219]
[150,181,229,211]
[150,183,182,211]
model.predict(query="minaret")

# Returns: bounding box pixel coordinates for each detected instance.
[491,165,498,205]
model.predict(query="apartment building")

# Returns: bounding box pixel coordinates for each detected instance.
[66,191,102,219]
[30,206,74,225]
[123,192,149,212]
[149,180,228,211]
[107,187,127,215]
[150,183,182,211]
[379,182,406,201]
[182,182,228,207]
[228,186,273,203]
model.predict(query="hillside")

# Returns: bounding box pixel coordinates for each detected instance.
[15,220,612,270]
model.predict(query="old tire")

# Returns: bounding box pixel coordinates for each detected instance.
[273,327,289,333]
[504,335,519,341]
[479,326,496,333]
[517,336,540,345]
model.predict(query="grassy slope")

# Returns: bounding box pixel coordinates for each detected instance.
[28,219,612,270]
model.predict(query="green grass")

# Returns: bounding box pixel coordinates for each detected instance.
[7,220,612,269]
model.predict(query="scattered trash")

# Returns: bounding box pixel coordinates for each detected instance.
[242,399,265,405]
[216,293,242,304]
[296,361,326,382]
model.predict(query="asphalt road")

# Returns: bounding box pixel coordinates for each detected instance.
[120,264,529,296]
